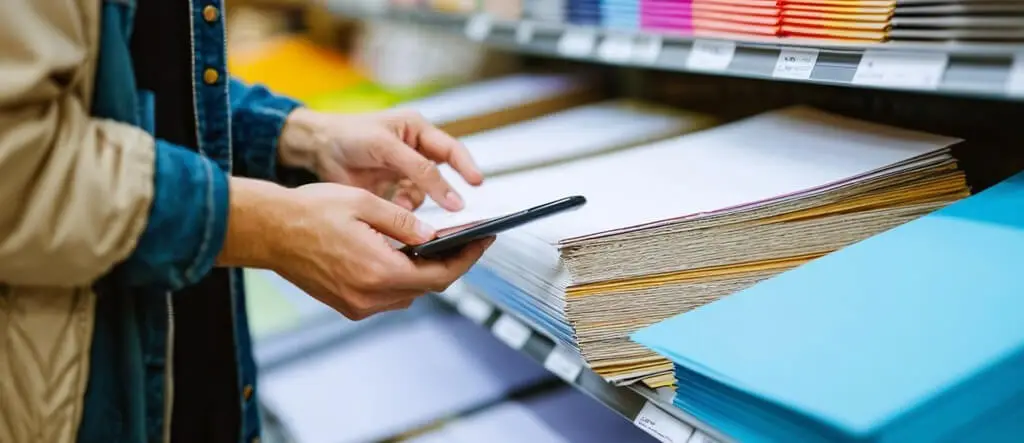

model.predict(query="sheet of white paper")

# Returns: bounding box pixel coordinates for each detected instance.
[399,73,590,125]
[418,106,961,243]
[460,101,706,175]
[258,313,550,443]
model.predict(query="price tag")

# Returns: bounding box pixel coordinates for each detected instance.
[686,40,736,71]
[437,279,467,304]
[852,50,948,90]
[772,48,819,80]
[633,35,663,65]
[557,28,598,58]
[543,346,584,382]
[634,402,695,443]
[464,14,492,42]
[492,314,531,349]
[597,34,636,63]
[515,21,535,45]
[686,431,719,443]
[456,294,493,324]
[1006,54,1024,96]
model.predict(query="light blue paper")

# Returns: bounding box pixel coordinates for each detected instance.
[634,172,1024,441]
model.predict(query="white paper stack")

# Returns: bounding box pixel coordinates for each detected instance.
[417,106,969,388]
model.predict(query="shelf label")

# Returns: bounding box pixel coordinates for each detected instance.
[1006,54,1024,96]
[597,34,635,63]
[492,314,531,349]
[557,28,598,58]
[686,40,736,71]
[686,430,719,443]
[773,48,819,80]
[464,14,492,42]
[852,50,948,90]
[515,21,535,45]
[456,293,493,324]
[543,346,584,382]
[634,402,695,443]
[437,279,467,304]
[633,35,663,65]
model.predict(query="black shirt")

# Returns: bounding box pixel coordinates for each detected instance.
[130,2,241,442]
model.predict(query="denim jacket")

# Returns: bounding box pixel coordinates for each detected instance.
[78,0,302,442]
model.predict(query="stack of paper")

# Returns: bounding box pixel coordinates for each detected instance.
[459,100,717,177]
[633,171,1024,442]
[603,0,642,29]
[781,0,893,41]
[419,106,968,389]
[890,1,1024,42]
[568,0,604,25]
[525,0,568,22]
[259,310,552,443]
[641,0,782,37]
[398,73,603,137]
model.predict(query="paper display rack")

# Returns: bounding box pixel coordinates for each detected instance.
[435,281,729,443]
[325,1,1024,101]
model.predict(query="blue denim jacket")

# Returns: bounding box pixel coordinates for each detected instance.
[80,1,301,442]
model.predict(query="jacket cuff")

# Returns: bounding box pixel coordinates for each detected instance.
[115,140,230,290]
[230,80,304,182]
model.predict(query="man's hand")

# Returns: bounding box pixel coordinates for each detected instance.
[218,178,493,320]
[278,108,483,212]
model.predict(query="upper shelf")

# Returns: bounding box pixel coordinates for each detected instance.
[325,2,1024,101]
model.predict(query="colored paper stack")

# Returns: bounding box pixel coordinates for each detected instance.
[634,171,1024,442]
[603,0,643,29]
[524,0,568,22]
[780,0,893,42]
[568,0,604,25]
[642,0,783,37]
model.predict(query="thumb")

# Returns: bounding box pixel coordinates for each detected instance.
[354,192,436,245]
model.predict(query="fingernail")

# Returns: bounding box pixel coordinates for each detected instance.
[416,221,435,241]
[445,191,464,210]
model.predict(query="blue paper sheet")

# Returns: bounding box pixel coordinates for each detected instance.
[633,172,1024,442]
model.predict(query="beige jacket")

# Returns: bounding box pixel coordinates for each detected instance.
[0,1,157,442]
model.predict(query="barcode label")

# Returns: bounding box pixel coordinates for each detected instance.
[773,48,819,80]
[686,40,735,71]
[597,34,636,63]
[557,29,598,58]
[456,293,493,324]
[852,50,947,89]
[464,14,492,42]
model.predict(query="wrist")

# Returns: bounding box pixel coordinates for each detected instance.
[217,177,295,269]
[278,108,326,171]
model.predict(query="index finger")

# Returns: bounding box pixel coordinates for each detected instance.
[404,112,484,187]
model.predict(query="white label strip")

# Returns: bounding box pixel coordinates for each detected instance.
[686,40,736,71]
[632,35,663,65]
[464,14,492,42]
[852,50,948,90]
[456,293,493,324]
[772,48,819,80]
[557,28,598,58]
[543,346,585,383]
[634,402,695,443]
[686,430,720,443]
[1006,54,1024,96]
[597,34,636,63]
[515,21,535,45]
[437,279,468,304]
[492,314,531,349]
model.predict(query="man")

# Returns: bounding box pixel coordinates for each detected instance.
[0,1,490,443]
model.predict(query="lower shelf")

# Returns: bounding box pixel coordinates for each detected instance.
[436,281,729,443]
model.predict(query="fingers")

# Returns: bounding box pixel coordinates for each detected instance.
[352,190,435,245]
[392,236,495,291]
[392,179,425,210]
[381,138,465,212]
[416,123,484,187]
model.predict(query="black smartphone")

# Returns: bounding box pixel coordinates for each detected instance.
[401,195,587,259]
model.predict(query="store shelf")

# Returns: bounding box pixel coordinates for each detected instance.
[433,281,730,443]
[325,2,1024,101]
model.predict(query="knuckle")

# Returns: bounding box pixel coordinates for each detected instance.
[413,159,437,179]
[391,210,417,232]
[356,263,389,289]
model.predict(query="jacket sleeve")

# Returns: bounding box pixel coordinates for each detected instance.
[229,78,317,186]
[0,1,229,289]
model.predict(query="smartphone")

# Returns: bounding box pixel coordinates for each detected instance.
[402,195,587,259]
